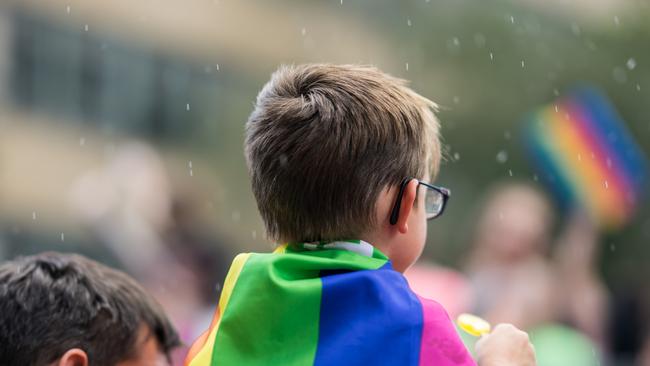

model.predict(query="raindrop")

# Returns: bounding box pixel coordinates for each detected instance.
[521,60,525,68]
[32,212,37,220]
[405,62,409,71]
[604,180,609,189]
[547,71,557,81]
[79,137,85,146]
[453,152,460,161]
[533,174,539,181]
[610,243,616,252]
[473,33,486,48]
[636,84,641,91]
[614,15,620,25]
[578,153,582,162]
[508,169,513,177]
[641,219,650,238]
[452,37,460,46]
[626,58,636,70]
[66,5,71,14]
[612,67,627,83]
[232,211,241,222]
[186,103,191,111]
[216,64,220,71]
[510,15,515,23]
[489,52,494,60]
[407,18,412,27]
[607,131,618,143]
[188,161,193,168]
[554,105,559,112]
[301,27,307,36]
[215,282,222,292]
[644,221,650,238]
[61,233,65,242]
[553,88,560,96]
[585,40,597,51]
[84,24,89,32]
[453,96,460,104]
[496,150,508,163]
[570,23,581,36]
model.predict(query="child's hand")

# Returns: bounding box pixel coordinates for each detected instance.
[475,323,536,366]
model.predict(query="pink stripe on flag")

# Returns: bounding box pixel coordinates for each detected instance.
[418,296,477,366]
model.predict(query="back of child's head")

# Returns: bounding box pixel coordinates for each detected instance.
[245,64,441,242]
[0,252,179,366]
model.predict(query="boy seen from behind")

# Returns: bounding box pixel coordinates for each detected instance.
[186,64,536,366]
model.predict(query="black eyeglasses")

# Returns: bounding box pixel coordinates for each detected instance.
[389,178,451,225]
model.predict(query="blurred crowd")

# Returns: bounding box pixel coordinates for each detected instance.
[1,1,649,365]
[407,182,650,366]
[66,143,232,358]
[6,136,647,365]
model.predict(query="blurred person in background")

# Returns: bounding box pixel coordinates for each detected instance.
[0,252,180,366]
[68,142,231,362]
[553,212,609,348]
[639,326,650,366]
[405,260,473,319]
[465,183,557,330]
[609,282,650,366]
[464,182,606,365]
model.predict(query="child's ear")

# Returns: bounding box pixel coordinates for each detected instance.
[56,349,88,366]
[395,179,419,234]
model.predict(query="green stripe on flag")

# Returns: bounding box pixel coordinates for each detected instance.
[210,253,322,365]
[210,247,388,365]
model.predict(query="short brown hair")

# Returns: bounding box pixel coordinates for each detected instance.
[0,252,180,366]
[245,64,440,242]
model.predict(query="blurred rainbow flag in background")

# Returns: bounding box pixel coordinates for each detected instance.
[524,87,648,230]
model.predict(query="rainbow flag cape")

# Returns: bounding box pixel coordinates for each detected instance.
[185,240,475,366]
[524,87,648,229]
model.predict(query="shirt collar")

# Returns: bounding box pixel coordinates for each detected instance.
[277,240,388,261]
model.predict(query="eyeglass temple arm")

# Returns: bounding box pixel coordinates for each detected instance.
[389,178,411,225]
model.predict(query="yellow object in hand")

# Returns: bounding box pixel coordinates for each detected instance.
[457,313,491,337]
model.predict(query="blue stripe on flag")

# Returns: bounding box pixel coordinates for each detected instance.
[314,263,423,366]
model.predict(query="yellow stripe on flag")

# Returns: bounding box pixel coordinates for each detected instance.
[547,108,626,226]
[274,244,288,254]
[187,253,252,366]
